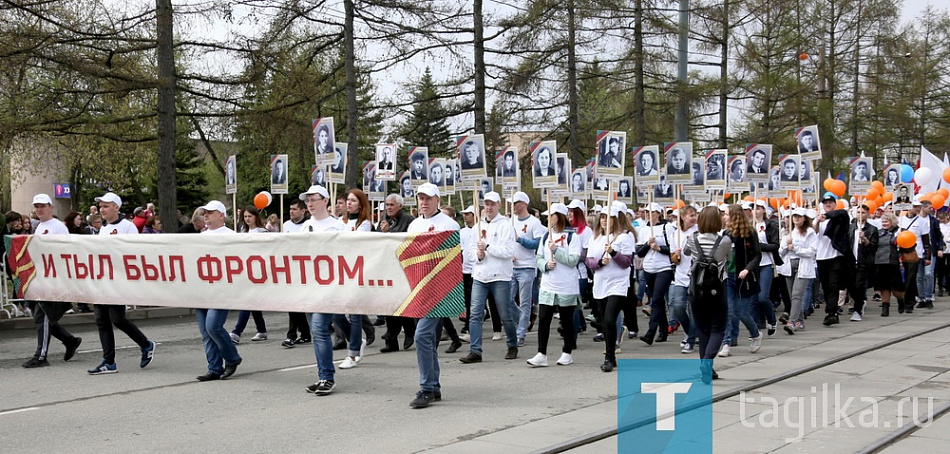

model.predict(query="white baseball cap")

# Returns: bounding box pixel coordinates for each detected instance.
[805,209,818,219]
[512,191,530,205]
[755,199,768,208]
[600,204,622,217]
[592,204,603,213]
[299,185,330,200]
[613,201,628,214]
[792,207,807,217]
[741,201,753,210]
[32,194,53,205]
[718,203,729,212]
[417,183,440,197]
[95,192,122,208]
[567,199,587,211]
[550,203,568,216]
[201,200,227,215]
[648,203,663,213]
[460,205,475,214]
[483,191,501,203]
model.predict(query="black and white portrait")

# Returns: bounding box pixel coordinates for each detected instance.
[705,151,726,183]
[400,174,414,198]
[428,161,444,186]
[311,166,326,187]
[618,178,633,198]
[780,156,799,182]
[851,159,872,182]
[410,149,428,182]
[729,157,746,184]
[497,149,518,178]
[636,148,659,177]
[690,159,705,186]
[460,139,484,170]
[571,170,586,193]
[599,136,623,168]
[225,155,237,195]
[746,147,769,175]
[666,146,691,176]
[796,125,821,160]
[654,174,674,199]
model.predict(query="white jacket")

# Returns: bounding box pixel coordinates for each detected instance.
[466,214,516,283]
[778,228,818,279]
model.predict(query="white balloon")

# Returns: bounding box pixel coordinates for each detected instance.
[914,167,933,186]
[259,191,273,205]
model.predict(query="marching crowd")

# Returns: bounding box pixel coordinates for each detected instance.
[3,183,948,405]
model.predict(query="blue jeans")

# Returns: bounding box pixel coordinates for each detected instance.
[918,260,936,301]
[511,268,537,339]
[669,285,696,347]
[310,313,335,381]
[196,309,241,375]
[332,314,364,357]
[754,265,777,326]
[470,279,516,354]
[636,269,648,302]
[415,317,441,392]
[725,273,761,344]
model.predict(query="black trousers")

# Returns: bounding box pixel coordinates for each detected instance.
[435,318,460,344]
[817,256,850,316]
[903,261,920,310]
[537,305,575,356]
[849,264,871,315]
[383,316,416,348]
[30,301,78,361]
[597,295,625,363]
[286,312,311,340]
[771,271,791,314]
[691,291,727,361]
[94,305,150,363]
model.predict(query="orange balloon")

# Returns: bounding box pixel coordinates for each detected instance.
[882,192,893,203]
[933,194,947,209]
[921,192,934,203]
[823,178,835,192]
[864,199,878,212]
[938,188,949,199]
[835,199,845,210]
[872,180,885,191]
[874,196,884,207]
[743,195,754,202]
[723,193,731,201]
[253,193,269,210]
[830,180,847,197]
[769,198,780,210]
[897,230,917,249]
[866,187,881,199]
[674,199,686,209]
[943,167,950,184]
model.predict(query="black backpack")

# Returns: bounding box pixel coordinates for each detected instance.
[688,232,725,301]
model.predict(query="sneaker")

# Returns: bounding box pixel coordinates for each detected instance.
[526,352,548,367]
[767,324,776,336]
[22,357,50,368]
[230,332,241,344]
[617,327,627,347]
[282,338,296,348]
[491,332,502,341]
[600,359,615,372]
[459,352,482,363]
[823,314,839,326]
[680,338,688,348]
[410,390,437,408]
[306,380,336,395]
[459,333,470,343]
[629,331,637,339]
[294,337,311,345]
[783,323,795,335]
[360,338,367,359]
[850,312,862,322]
[779,312,789,324]
[88,361,118,375]
[517,337,525,347]
[64,337,82,362]
[681,344,694,354]
[251,332,267,341]
[505,347,518,360]
[140,340,156,368]
[873,293,882,301]
[445,340,463,353]
[556,352,573,366]
[593,333,605,342]
[339,356,360,369]
[750,333,763,353]
[795,321,806,331]
[717,344,731,357]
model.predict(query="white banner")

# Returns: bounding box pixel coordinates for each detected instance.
[6,231,463,318]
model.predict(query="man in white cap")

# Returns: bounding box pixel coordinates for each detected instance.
[297,185,347,395]
[87,192,156,375]
[193,200,243,381]
[510,191,545,346]
[22,194,84,369]
[460,191,519,364]
[406,183,460,409]
[815,193,855,326]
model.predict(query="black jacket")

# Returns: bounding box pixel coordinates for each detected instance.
[927,215,944,257]
[848,220,879,267]
[822,209,855,265]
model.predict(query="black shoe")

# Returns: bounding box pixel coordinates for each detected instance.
[373,317,386,326]
[926,300,934,309]
[64,337,82,362]
[459,352,482,363]
[403,337,414,350]
[281,339,296,348]
[639,335,654,346]
[783,324,795,335]
[593,333,605,342]
[410,390,437,408]
[295,337,311,344]
[22,357,50,368]
[916,301,927,309]
[445,340,462,353]
[779,313,789,324]
[505,347,518,360]
[221,361,241,379]
[306,380,335,395]
[822,314,839,326]
[196,372,221,381]
[906,308,914,314]
[712,370,719,380]
[600,359,615,372]
[655,334,668,343]
[805,308,815,317]
[380,340,399,353]
[366,333,375,346]
[882,303,890,317]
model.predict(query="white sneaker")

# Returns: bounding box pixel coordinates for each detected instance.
[750,333,763,353]
[459,333,470,343]
[492,332,502,341]
[850,312,862,322]
[526,352,548,367]
[556,352,573,366]
[251,332,268,341]
[339,356,360,369]
[617,326,627,347]
[681,344,694,354]
[230,332,241,344]
[718,344,731,357]
[359,337,366,359]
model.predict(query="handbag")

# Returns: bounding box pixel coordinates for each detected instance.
[900,247,920,264]
[738,271,760,298]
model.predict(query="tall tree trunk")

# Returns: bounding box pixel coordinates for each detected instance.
[156,0,178,232]
[474,0,486,135]
[633,0,645,144]
[674,0,689,141]
[850,0,863,156]
[344,0,359,188]
[718,0,729,148]
[566,0,580,163]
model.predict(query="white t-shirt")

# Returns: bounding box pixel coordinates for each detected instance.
[34,219,69,235]
[899,215,929,256]
[282,218,308,233]
[574,226,593,277]
[755,221,773,267]
[816,219,841,260]
[637,222,677,274]
[302,216,345,233]
[538,229,581,295]
[407,212,460,234]
[586,231,635,299]
[673,224,698,287]
[460,226,474,274]
[512,215,546,268]
[202,226,235,235]
[99,218,139,235]
[345,217,372,232]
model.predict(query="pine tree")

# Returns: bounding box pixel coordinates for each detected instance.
[399,68,453,157]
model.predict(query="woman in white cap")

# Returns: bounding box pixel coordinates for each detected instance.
[335,188,373,370]
[636,203,677,345]
[527,203,581,367]
[779,208,817,334]
[229,206,269,344]
[585,203,635,372]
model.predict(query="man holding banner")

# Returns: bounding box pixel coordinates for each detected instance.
[406,183,460,409]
